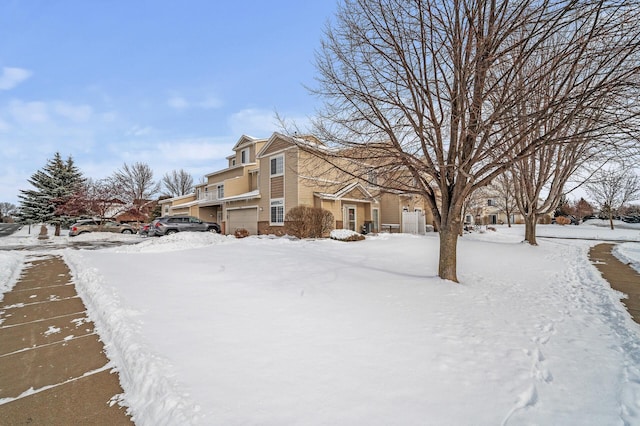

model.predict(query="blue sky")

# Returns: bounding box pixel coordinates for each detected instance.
[0,1,338,205]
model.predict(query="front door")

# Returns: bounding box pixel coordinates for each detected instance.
[344,205,357,231]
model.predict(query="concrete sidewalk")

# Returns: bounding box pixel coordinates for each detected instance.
[589,243,640,324]
[0,255,133,425]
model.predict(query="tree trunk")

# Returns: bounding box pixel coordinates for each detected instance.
[438,223,460,283]
[524,214,538,245]
[54,223,61,237]
[609,212,615,230]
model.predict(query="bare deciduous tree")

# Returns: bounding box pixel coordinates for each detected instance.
[586,165,640,229]
[489,173,518,228]
[0,202,17,222]
[162,169,194,197]
[304,0,640,281]
[110,162,160,212]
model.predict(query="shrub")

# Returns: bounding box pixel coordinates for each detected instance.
[234,228,250,238]
[285,206,334,238]
[555,216,571,225]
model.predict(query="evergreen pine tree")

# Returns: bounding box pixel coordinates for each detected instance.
[17,152,85,236]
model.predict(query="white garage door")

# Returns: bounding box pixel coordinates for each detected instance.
[227,208,258,235]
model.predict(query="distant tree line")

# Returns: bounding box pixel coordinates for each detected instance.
[14,152,196,233]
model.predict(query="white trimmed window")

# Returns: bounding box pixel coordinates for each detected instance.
[270,155,284,176]
[270,199,284,225]
[217,184,224,199]
[241,148,250,164]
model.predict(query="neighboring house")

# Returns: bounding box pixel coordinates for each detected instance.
[159,132,434,236]
[464,187,552,226]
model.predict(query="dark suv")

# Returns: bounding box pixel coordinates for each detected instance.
[149,216,220,236]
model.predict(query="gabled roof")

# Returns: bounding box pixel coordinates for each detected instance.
[231,134,267,151]
[257,132,327,158]
[315,182,376,202]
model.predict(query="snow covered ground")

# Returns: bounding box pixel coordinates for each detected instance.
[1,222,640,425]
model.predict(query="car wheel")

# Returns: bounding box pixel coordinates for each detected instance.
[121,229,133,234]
[208,227,218,233]
[166,229,178,235]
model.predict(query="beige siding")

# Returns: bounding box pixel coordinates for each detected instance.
[261,137,292,157]
[207,167,244,185]
[284,149,299,208]
[257,156,270,223]
[270,176,284,198]
[379,193,401,225]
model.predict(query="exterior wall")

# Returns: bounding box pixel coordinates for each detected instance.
[225,171,250,197]
[379,193,402,226]
[206,167,244,186]
[256,145,299,226]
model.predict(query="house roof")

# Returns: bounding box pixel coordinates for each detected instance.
[315,182,377,203]
[220,190,261,202]
[256,132,328,158]
[231,134,268,151]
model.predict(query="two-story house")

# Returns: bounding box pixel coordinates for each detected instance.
[160,132,434,236]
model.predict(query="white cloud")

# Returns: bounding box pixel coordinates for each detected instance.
[0,67,32,90]
[228,108,278,137]
[53,102,93,122]
[0,118,10,132]
[198,96,223,109]
[167,96,189,110]
[156,138,231,162]
[167,93,222,110]
[8,100,50,123]
[126,125,153,137]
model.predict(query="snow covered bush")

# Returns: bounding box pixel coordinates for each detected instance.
[330,229,365,242]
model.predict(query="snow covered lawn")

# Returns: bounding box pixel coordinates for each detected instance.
[2,223,640,425]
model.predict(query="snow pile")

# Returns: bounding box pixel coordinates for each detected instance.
[60,228,640,425]
[614,243,640,274]
[64,252,202,425]
[111,232,232,253]
[536,220,640,241]
[0,251,25,298]
[330,228,364,241]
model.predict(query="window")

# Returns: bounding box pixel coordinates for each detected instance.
[270,199,284,225]
[241,148,250,164]
[488,199,496,207]
[372,208,380,233]
[217,184,224,199]
[231,159,236,166]
[270,155,284,176]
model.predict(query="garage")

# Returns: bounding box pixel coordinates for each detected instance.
[227,208,258,235]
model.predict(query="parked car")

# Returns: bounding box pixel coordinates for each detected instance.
[552,215,579,225]
[622,215,640,224]
[69,219,136,236]
[138,223,151,236]
[149,216,221,236]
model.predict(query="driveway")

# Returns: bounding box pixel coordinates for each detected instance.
[0,223,21,237]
